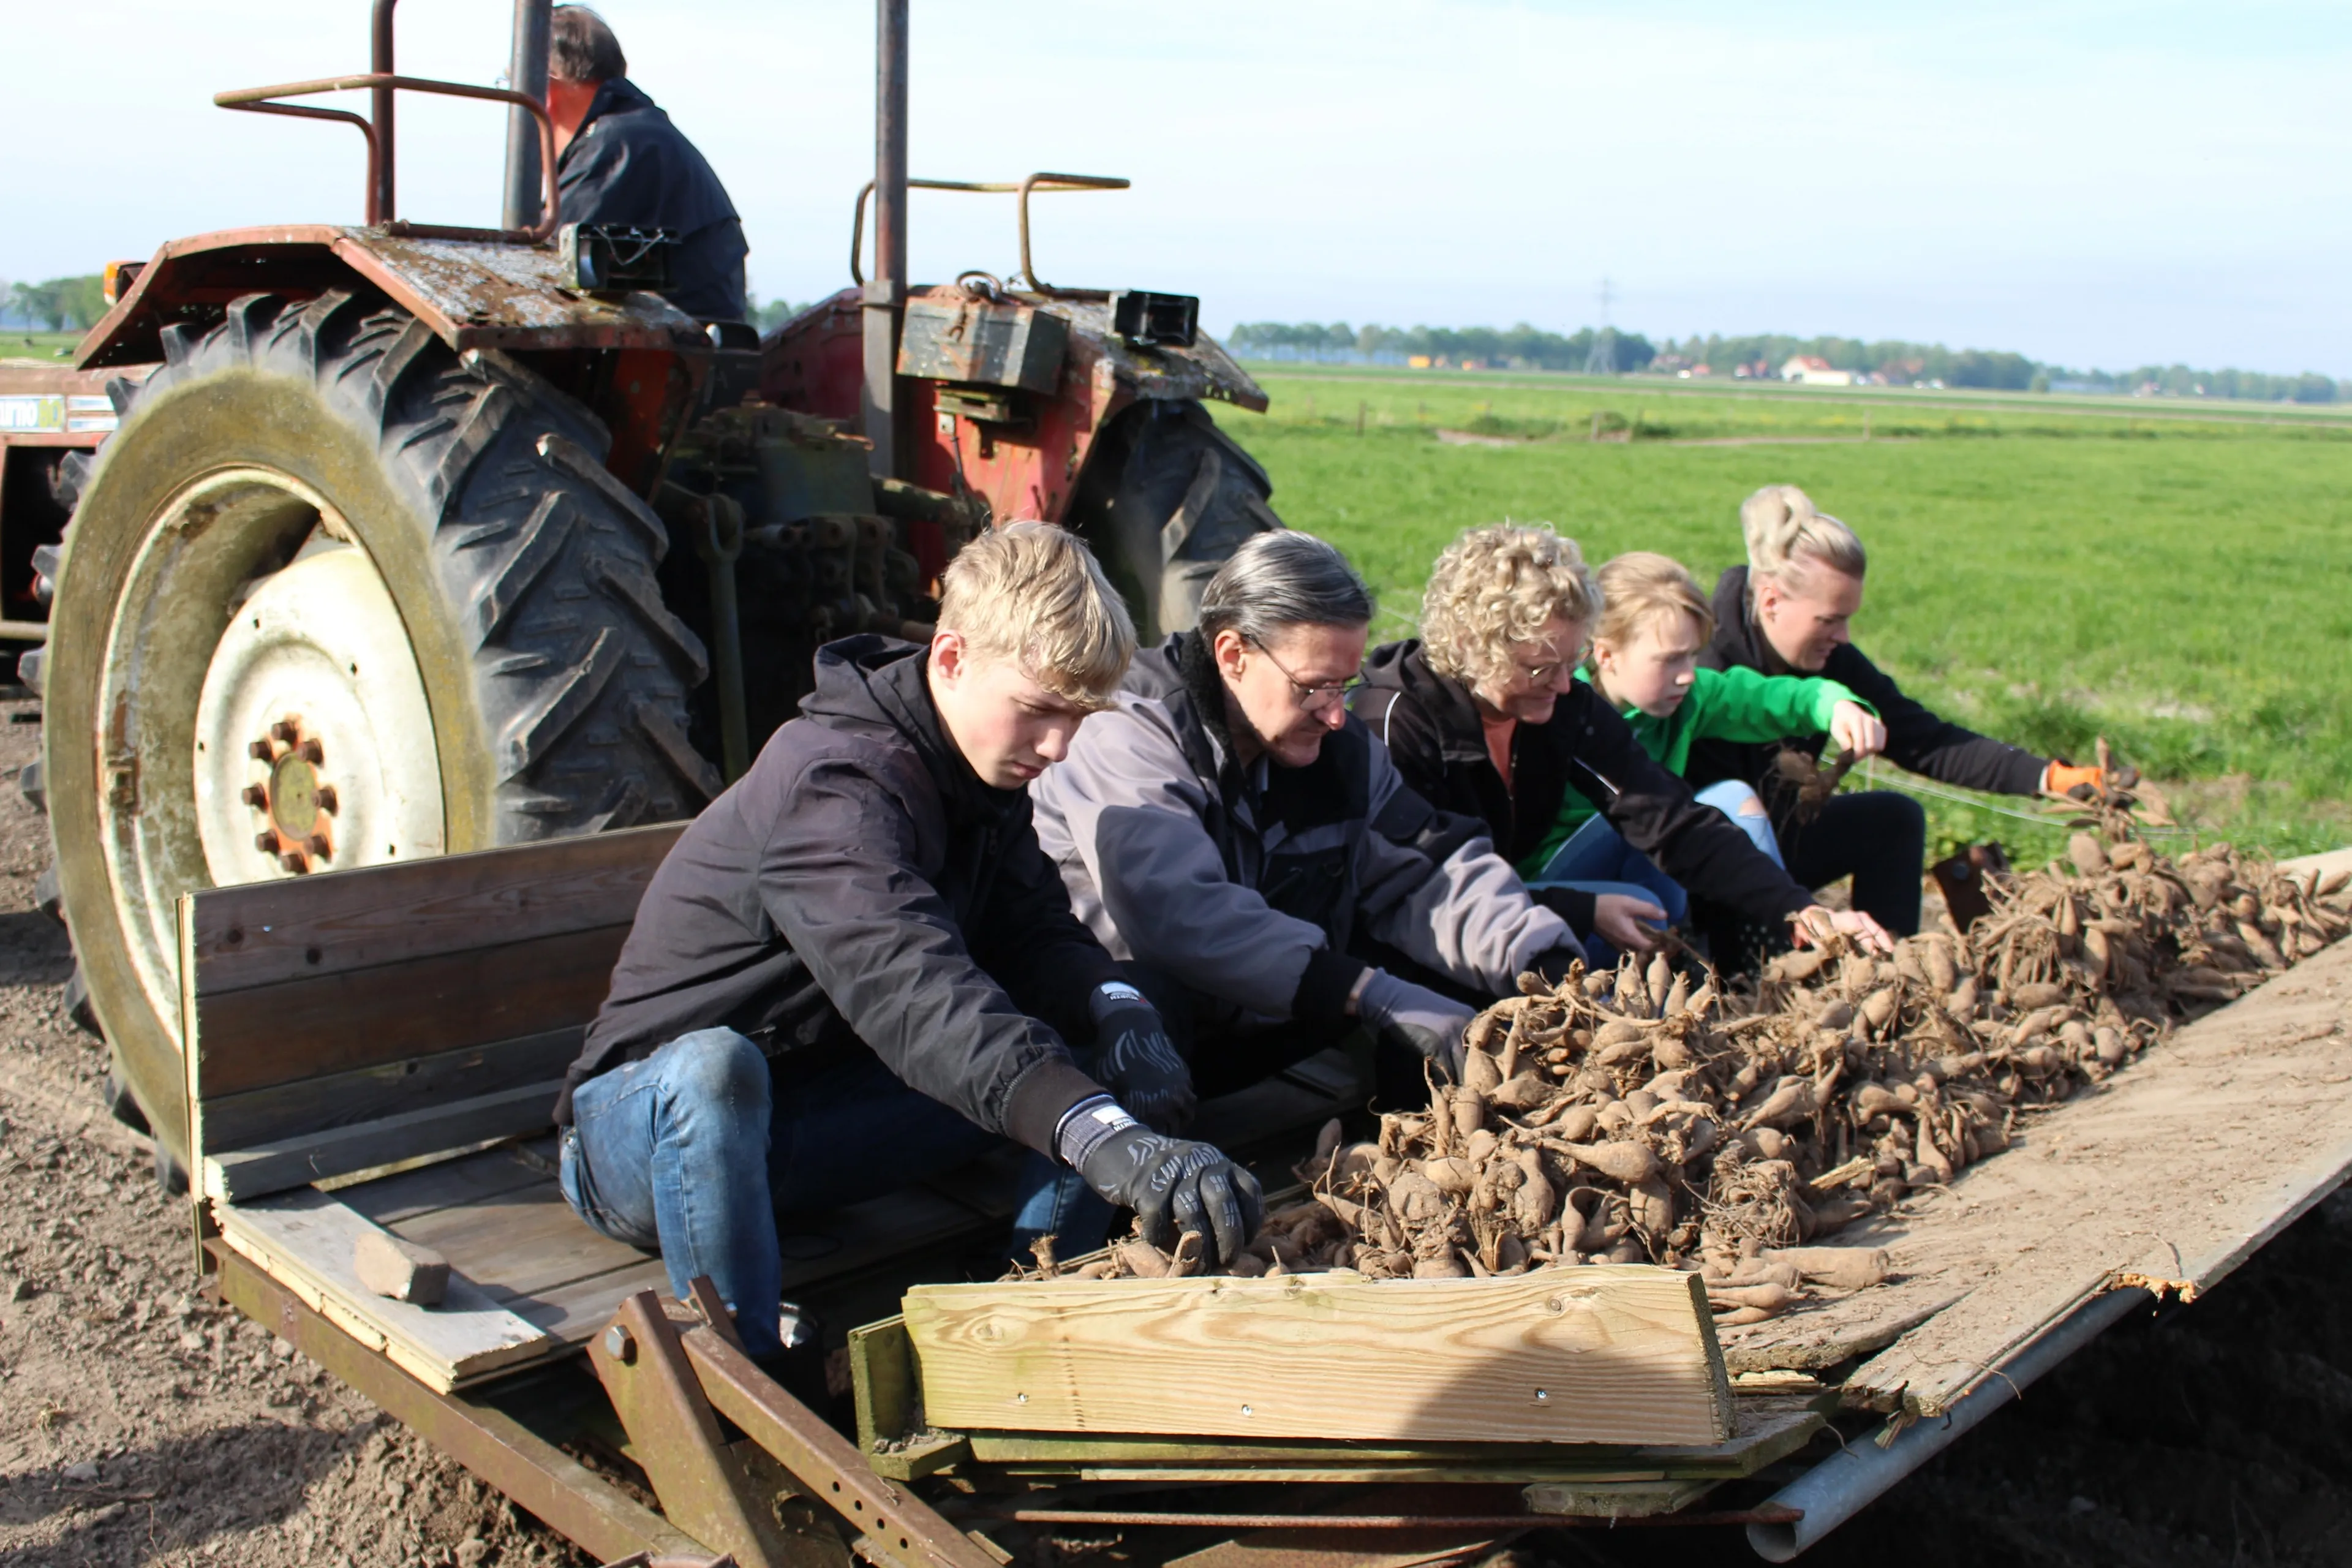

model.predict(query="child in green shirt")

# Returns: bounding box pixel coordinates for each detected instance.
[1524,551,1885,881]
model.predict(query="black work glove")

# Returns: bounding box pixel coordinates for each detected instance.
[1355,968,1475,1078]
[1089,981,1194,1133]
[1058,1099,1263,1268]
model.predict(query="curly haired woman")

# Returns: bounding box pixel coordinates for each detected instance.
[1352,522,1888,965]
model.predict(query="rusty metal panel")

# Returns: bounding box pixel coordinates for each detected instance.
[896,296,1067,394]
[592,1292,796,1568]
[1033,297,1268,413]
[335,233,705,353]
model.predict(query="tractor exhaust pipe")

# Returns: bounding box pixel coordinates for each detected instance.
[862,0,910,480]
[502,0,553,231]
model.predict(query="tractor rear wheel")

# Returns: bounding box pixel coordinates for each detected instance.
[43,288,719,1159]
[1069,400,1283,643]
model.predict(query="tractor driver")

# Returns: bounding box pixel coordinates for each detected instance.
[554,525,1261,1365]
[546,6,750,323]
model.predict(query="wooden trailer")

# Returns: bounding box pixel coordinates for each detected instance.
[178,829,2352,1564]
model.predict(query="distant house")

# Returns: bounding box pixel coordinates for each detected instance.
[1781,355,1854,386]
[1679,363,1712,379]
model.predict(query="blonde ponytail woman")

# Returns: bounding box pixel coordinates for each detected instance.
[1688,484,2105,934]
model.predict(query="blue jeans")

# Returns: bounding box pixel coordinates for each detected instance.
[1529,815,1689,967]
[1694,778,1784,867]
[560,1028,1078,1355]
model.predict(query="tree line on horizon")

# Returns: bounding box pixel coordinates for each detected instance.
[1226,320,2341,404]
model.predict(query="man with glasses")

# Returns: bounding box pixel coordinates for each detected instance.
[1030,532,1586,1110]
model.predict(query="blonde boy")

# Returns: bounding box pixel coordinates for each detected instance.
[560,523,1261,1365]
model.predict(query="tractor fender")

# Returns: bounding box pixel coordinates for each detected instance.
[77,225,707,371]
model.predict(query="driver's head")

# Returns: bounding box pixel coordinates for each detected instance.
[1198,533,1374,769]
[549,6,627,85]
[1742,484,1867,672]
[547,7,627,151]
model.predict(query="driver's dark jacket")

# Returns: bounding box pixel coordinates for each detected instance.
[556,76,749,322]
[559,637,1112,1156]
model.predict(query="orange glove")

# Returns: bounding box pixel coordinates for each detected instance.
[2043,761,2103,799]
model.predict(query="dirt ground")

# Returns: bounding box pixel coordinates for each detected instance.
[2,679,2348,1567]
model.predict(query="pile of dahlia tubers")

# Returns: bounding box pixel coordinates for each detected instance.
[1044,805,2350,1328]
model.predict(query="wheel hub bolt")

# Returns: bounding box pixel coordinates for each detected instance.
[239,712,341,876]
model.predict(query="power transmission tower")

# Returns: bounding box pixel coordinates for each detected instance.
[1584,277,1617,376]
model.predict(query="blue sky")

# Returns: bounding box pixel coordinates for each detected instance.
[4,1,2345,374]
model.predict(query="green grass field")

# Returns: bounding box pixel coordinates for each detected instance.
[0,330,83,362]
[1210,366,2352,867]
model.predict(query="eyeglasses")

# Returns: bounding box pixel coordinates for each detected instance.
[1250,638,1363,710]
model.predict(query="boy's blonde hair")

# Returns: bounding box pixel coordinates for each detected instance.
[937,522,1136,707]
[1420,523,1600,690]
[1740,484,1867,589]
[1593,551,1713,651]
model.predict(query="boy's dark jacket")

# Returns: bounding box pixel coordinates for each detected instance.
[559,636,1112,1153]
[1353,640,1813,927]
[1688,567,2047,813]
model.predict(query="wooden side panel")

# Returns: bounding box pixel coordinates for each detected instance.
[187,821,680,994]
[193,924,628,1096]
[199,1028,581,1152]
[903,1268,1732,1446]
[203,1081,566,1203]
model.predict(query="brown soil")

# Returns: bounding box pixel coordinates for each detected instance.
[0,696,587,1568]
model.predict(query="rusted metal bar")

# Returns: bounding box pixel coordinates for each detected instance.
[848,175,1128,291]
[503,0,553,232]
[1014,173,1129,296]
[939,1504,1804,1530]
[861,0,910,479]
[679,1322,1001,1568]
[211,1245,707,1563]
[371,0,398,224]
[592,1292,794,1568]
[216,73,559,242]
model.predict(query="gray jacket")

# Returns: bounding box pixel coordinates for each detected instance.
[1030,633,1573,1027]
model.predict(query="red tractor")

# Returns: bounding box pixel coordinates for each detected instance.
[0,0,1282,1174]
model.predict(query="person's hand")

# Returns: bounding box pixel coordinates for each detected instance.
[2043,760,2104,799]
[1792,904,1894,956]
[1828,701,1887,759]
[1067,1113,1264,1267]
[1594,893,1668,954]
[1089,982,1194,1133]
[1354,968,1475,1077]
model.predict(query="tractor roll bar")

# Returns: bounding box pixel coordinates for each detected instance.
[850,174,1131,298]
[214,73,560,245]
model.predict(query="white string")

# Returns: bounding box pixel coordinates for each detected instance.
[1855,756,2195,838]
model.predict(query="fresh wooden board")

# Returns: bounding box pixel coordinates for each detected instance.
[1721,916,2352,1417]
[903,1267,1733,1446]
[213,1187,557,1391]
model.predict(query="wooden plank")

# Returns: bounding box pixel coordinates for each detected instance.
[203,1080,562,1203]
[903,1267,1733,1446]
[213,1187,557,1391]
[339,1139,559,1225]
[194,922,629,1096]
[187,821,679,993]
[1719,936,2352,1418]
[511,1255,676,1344]
[957,1395,1822,1476]
[200,1028,580,1152]
[391,1177,650,1303]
